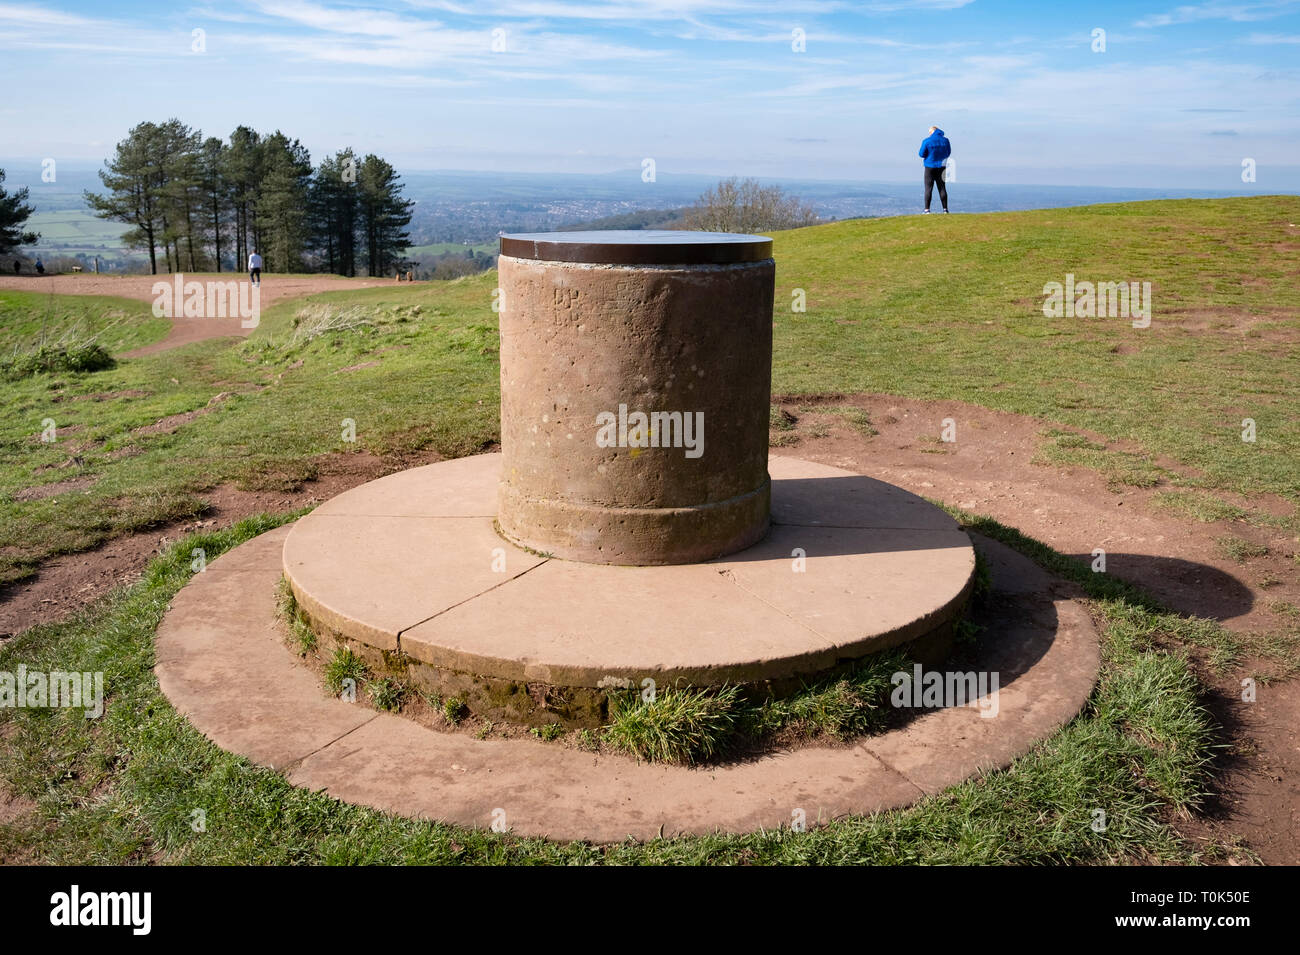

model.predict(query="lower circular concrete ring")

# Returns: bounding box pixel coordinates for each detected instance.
[154,491,1101,841]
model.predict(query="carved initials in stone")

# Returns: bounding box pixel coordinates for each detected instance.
[553,287,580,309]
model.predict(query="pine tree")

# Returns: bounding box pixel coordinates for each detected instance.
[225,126,262,270]
[87,118,414,278]
[84,121,169,274]
[309,149,359,276]
[356,154,413,278]
[0,168,38,255]
[200,137,229,271]
[157,119,203,272]
[255,132,312,272]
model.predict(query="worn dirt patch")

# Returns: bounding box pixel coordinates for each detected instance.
[772,394,1297,630]
[0,449,441,640]
[1160,306,1298,339]
[132,409,206,437]
[0,778,34,827]
[72,389,150,402]
[130,390,241,437]
[13,477,96,502]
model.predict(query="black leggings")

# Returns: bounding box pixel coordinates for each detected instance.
[924,166,948,211]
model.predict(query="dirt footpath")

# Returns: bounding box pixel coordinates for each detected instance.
[0,272,393,355]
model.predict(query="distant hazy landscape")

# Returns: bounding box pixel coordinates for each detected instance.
[2,159,1271,273]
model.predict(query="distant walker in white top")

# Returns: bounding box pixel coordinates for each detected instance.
[248,251,262,287]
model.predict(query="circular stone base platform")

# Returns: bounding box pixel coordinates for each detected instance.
[280,454,977,725]
[154,522,1100,841]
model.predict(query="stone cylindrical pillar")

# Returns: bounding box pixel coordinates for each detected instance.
[496,231,775,565]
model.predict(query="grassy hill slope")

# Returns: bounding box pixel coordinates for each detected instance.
[773,198,1299,499]
[0,196,1296,583]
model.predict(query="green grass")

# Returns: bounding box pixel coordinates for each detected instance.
[818,405,878,438]
[0,290,169,354]
[367,678,407,713]
[406,242,495,260]
[769,404,797,431]
[1215,536,1270,563]
[324,647,367,697]
[529,723,564,742]
[276,578,317,655]
[1151,490,1249,524]
[2,337,114,380]
[0,278,499,584]
[605,684,741,764]
[26,208,134,258]
[600,645,927,763]
[772,198,1300,506]
[603,647,908,764]
[741,648,905,742]
[443,697,467,725]
[0,511,1222,864]
[1034,430,1173,490]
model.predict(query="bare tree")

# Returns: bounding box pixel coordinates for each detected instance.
[674,177,821,233]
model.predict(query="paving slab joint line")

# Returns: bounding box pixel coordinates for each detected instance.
[715,566,836,644]
[395,557,552,648]
[860,745,930,801]
[280,712,380,775]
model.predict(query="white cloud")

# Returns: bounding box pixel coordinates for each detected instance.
[400,0,843,20]
[248,0,443,37]
[853,0,975,10]
[1135,0,1300,28]
[0,2,94,27]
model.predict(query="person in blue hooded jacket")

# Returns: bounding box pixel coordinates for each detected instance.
[918,126,951,213]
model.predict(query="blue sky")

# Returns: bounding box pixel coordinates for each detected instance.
[1,0,1298,187]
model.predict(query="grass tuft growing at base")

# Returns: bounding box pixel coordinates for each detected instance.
[324,647,367,697]
[603,647,911,764]
[742,648,907,742]
[605,685,741,764]
[275,576,317,655]
[367,679,407,712]
[442,697,467,725]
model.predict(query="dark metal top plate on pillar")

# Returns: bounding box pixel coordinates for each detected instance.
[499,230,773,266]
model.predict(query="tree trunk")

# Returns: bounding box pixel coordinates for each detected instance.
[212,192,222,272]
[184,202,196,271]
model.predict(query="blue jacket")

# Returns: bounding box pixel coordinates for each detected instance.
[919,128,951,168]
